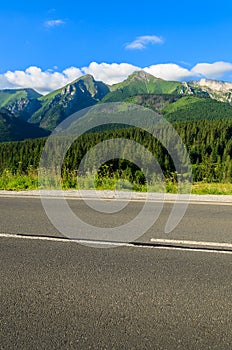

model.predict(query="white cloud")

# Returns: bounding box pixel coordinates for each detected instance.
[0,75,12,89]
[125,35,163,50]
[191,61,232,79]
[2,66,82,94]
[44,19,65,28]
[144,63,196,81]
[82,62,140,85]
[63,67,83,82]
[0,61,232,95]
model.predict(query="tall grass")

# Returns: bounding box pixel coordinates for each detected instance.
[0,169,38,190]
[0,168,232,194]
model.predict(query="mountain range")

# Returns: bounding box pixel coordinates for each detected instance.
[1,71,232,142]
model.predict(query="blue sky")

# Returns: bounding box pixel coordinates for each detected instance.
[1,0,232,93]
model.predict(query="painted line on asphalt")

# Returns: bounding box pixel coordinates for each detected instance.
[147,245,232,255]
[0,233,130,247]
[150,238,232,249]
[1,233,232,254]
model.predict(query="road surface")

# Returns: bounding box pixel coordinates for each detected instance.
[0,195,232,244]
[1,195,232,349]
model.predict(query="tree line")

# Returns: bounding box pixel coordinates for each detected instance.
[0,118,232,184]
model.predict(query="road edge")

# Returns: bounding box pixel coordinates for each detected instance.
[0,189,232,204]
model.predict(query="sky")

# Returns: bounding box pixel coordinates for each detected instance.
[0,0,232,94]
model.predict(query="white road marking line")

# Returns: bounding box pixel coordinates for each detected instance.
[150,238,232,249]
[0,233,130,247]
[148,246,232,255]
[1,233,232,254]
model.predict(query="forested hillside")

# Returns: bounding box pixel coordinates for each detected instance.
[0,109,50,142]
[1,119,232,184]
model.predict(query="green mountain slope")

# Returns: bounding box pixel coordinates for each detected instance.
[125,94,182,112]
[29,75,110,130]
[123,93,232,122]
[102,71,182,102]
[0,109,50,142]
[0,88,41,107]
[0,88,42,122]
[162,95,232,122]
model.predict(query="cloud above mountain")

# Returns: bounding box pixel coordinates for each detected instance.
[0,61,232,94]
[82,62,140,84]
[1,66,82,94]
[144,64,195,81]
[191,62,232,79]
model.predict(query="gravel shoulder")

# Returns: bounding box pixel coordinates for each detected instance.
[1,189,232,203]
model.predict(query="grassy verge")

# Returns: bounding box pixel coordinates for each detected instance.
[191,182,232,195]
[1,170,232,195]
[0,170,38,191]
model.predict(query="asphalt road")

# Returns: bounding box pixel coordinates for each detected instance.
[1,196,232,349]
[0,196,232,244]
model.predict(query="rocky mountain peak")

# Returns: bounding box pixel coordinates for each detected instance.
[196,78,232,92]
[129,70,160,82]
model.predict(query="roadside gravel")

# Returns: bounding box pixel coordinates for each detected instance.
[0,190,232,203]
